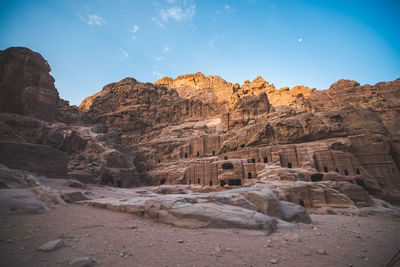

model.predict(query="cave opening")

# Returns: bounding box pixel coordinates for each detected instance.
[311,173,324,182]
[344,169,349,176]
[212,150,215,156]
[0,181,7,188]
[324,166,328,172]
[197,152,199,157]
[222,162,234,170]
[184,153,188,158]
[298,199,305,207]
[224,156,228,160]
[160,178,166,185]
[116,180,122,188]
[228,179,242,186]
[248,172,252,179]
[355,178,365,187]
[197,178,200,184]
[251,158,255,163]
[288,162,292,168]
[209,181,213,186]
[356,168,360,174]
[220,180,226,187]
[264,157,268,163]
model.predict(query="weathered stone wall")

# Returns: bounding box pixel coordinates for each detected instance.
[179,135,223,159]
[0,47,60,121]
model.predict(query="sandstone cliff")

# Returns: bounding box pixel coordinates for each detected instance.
[1,47,400,213]
[0,47,60,121]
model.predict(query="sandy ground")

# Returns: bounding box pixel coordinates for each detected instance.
[1,203,399,267]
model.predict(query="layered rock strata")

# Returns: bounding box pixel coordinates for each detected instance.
[1,47,399,217]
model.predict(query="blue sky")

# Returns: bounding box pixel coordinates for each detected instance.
[1,0,399,105]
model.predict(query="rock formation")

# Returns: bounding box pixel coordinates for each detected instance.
[1,47,400,224]
[0,47,60,121]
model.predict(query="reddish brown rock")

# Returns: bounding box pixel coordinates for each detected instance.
[2,47,400,211]
[0,47,60,121]
[0,141,68,177]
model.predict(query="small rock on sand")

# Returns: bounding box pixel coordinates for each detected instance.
[69,256,95,267]
[37,239,63,252]
[270,258,278,264]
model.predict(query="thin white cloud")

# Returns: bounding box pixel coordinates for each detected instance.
[153,71,163,77]
[209,35,224,48]
[119,48,129,58]
[298,38,303,42]
[78,14,106,26]
[88,14,105,25]
[151,17,165,28]
[160,5,195,21]
[155,56,164,62]
[162,45,171,53]
[216,4,236,15]
[132,25,139,33]
[224,4,236,13]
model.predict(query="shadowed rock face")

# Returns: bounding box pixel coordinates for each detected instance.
[0,47,60,121]
[0,141,68,177]
[1,47,400,210]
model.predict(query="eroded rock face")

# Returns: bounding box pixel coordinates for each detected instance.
[1,47,400,215]
[308,78,400,134]
[0,189,49,214]
[80,186,308,232]
[0,141,68,177]
[77,70,400,208]
[0,47,60,121]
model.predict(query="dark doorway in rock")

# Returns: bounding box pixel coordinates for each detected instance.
[116,180,122,188]
[228,179,242,186]
[224,156,228,160]
[344,169,349,176]
[185,153,188,158]
[101,173,114,186]
[248,172,252,179]
[189,179,191,185]
[209,181,213,186]
[212,151,215,156]
[222,162,234,170]
[0,181,7,188]
[160,178,166,185]
[264,157,268,163]
[197,178,200,184]
[197,152,199,157]
[251,158,255,163]
[355,178,365,187]
[240,144,245,148]
[335,168,339,173]
[299,199,305,207]
[311,173,324,182]
[356,168,360,175]
[288,162,292,168]
[220,180,226,187]
[324,166,328,172]
[349,180,354,183]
